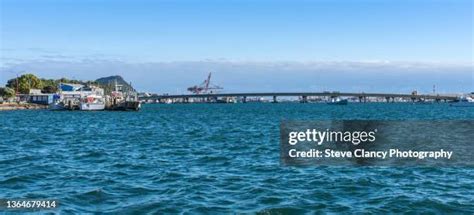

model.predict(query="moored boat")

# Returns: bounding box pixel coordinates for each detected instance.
[49,95,80,110]
[49,101,66,110]
[109,100,141,111]
[80,95,105,111]
[106,81,141,111]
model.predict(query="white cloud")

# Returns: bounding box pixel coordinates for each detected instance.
[0,59,472,94]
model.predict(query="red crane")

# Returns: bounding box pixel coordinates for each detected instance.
[187,72,223,94]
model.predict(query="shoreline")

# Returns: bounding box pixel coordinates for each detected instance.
[0,103,48,111]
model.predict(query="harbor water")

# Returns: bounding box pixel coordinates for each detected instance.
[1,103,473,213]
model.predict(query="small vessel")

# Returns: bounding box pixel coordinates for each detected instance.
[327,98,348,105]
[49,94,80,110]
[49,101,66,110]
[450,96,474,107]
[106,81,141,111]
[109,98,141,111]
[80,95,105,111]
[49,94,66,110]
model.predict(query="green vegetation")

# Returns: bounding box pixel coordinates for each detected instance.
[4,73,94,94]
[0,87,15,98]
[6,74,43,94]
[95,75,135,95]
[3,73,134,96]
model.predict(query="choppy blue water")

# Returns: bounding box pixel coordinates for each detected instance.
[1,103,474,213]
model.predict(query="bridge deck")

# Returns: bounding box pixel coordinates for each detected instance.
[141,92,458,100]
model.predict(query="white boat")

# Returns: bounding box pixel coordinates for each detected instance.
[80,95,105,111]
[450,96,474,107]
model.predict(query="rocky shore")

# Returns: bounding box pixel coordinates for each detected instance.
[0,103,48,111]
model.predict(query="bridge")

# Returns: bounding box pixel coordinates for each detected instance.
[140,92,459,103]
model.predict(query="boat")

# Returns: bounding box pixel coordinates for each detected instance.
[49,94,80,110]
[109,98,141,111]
[106,81,141,111]
[450,96,474,107]
[80,95,105,111]
[327,98,348,105]
[49,94,65,110]
[49,101,66,110]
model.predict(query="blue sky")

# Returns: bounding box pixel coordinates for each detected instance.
[0,0,473,92]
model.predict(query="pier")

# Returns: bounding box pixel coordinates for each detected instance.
[140,92,458,103]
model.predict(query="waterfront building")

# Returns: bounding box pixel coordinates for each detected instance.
[28,89,54,105]
[59,83,84,91]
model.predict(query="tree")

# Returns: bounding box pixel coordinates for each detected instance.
[0,87,6,98]
[42,85,58,93]
[6,74,43,94]
[0,87,15,98]
[41,79,58,93]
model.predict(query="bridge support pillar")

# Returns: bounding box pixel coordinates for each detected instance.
[411,97,416,103]
[273,96,277,103]
[243,96,247,103]
[300,96,308,103]
[385,97,390,103]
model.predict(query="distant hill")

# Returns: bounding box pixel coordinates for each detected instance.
[95,75,135,92]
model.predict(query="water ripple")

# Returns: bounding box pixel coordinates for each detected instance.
[0,103,473,213]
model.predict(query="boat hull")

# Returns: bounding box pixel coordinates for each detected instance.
[49,101,79,110]
[108,101,141,111]
[80,103,105,111]
[49,103,66,111]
